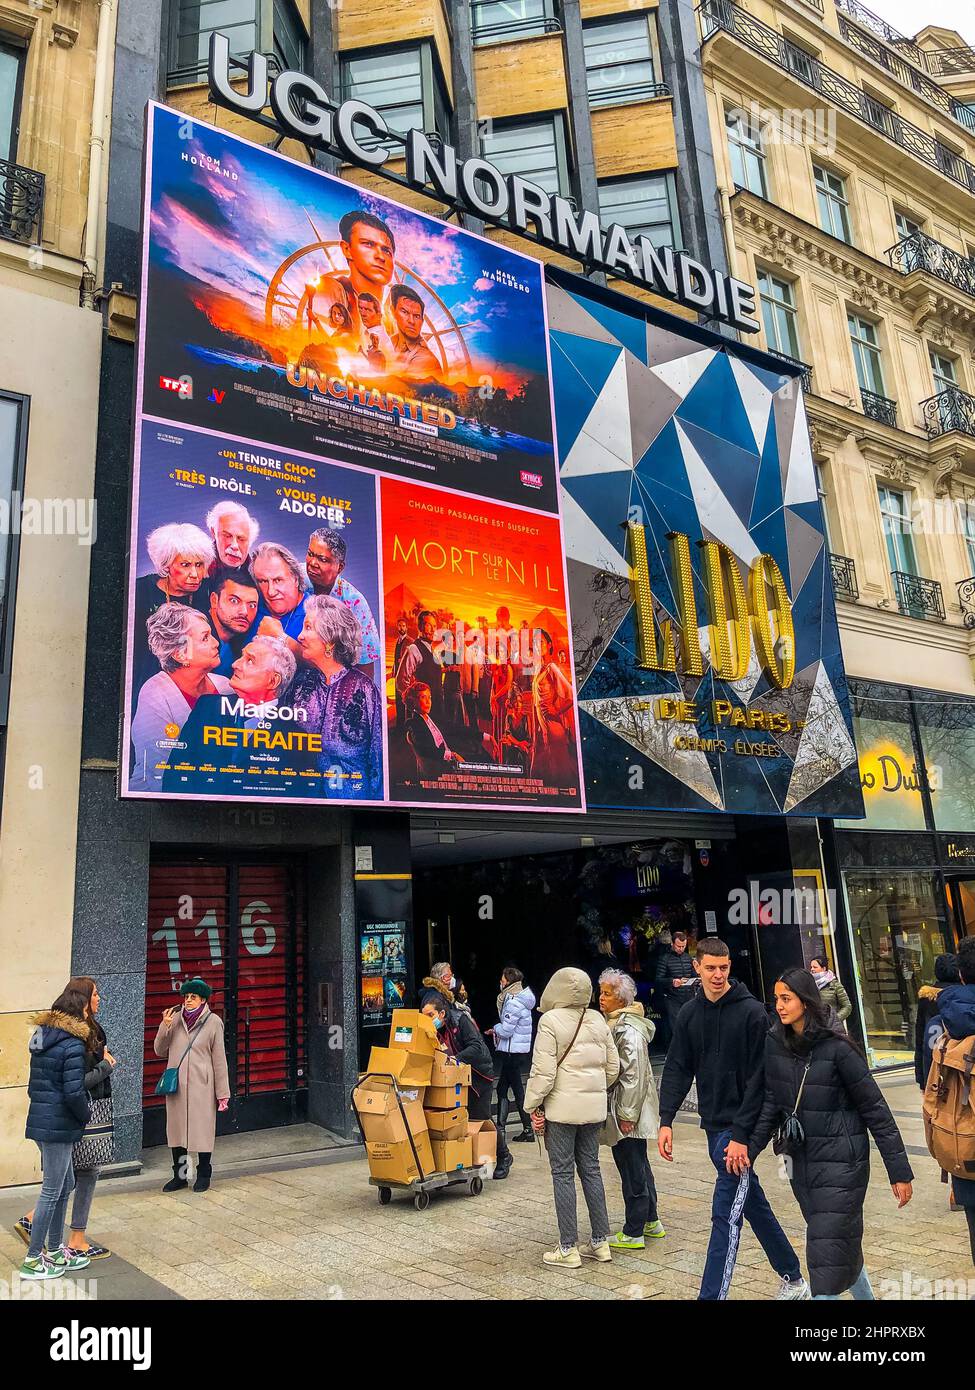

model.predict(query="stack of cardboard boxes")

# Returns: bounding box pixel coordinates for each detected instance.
[352,1010,497,1186]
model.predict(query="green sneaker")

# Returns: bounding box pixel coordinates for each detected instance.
[608,1231,645,1250]
[48,1247,91,1272]
[19,1255,65,1281]
[644,1220,666,1239]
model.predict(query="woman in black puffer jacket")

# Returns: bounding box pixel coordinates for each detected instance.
[743,968,913,1300]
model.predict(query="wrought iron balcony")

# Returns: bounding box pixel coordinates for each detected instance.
[830,553,859,601]
[892,571,945,621]
[836,16,975,130]
[957,576,975,629]
[926,46,975,79]
[0,157,44,246]
[887,231,975,298]
[860,388,897,428]
[698,0,975,195]
[920,385,975,440]
[472,13,562,44]
[768,349,812,393]
[588,81,671,109]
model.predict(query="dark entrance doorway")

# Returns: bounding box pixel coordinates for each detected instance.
[142,854,308,1147]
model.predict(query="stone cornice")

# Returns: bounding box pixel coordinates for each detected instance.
[838,602,973,655]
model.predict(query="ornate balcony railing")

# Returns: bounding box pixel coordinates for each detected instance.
[0,157,44,246]
[886,231,975,299]
[860,388,897,428]
[698,0,975,195]
[957,577,975,628]
[920,385,975,440]
[926,46,975,79]
[588,81,671,108]
[835,0,924,62]
[768,349,812,393]
[892,571,945,621]
[830,553,859,601]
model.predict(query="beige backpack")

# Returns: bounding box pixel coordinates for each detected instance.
[923,1029,975,1180]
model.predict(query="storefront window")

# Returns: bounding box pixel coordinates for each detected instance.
[916,697,975,832]
[843,870,949,1068]
[837,687,929,831]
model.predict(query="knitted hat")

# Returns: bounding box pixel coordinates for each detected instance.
[180,978,212,999]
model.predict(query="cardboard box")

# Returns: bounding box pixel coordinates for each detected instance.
[424,1082,468,1111]
[366,1045,433,1089]
[388,1010,439,1057]
[353,1085,428,1144]
[424,1106,469,1139]
[366,1129,435,1184]
[468,1119,498,1166]
[430,1053,472,1087]
[431,1136,473,1172]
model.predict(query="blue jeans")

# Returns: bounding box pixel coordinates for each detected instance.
[813,1267,875,1300]
[28,1142,75,1259]
[699,1128,802,1300]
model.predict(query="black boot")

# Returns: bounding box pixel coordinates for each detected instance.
[493,1131,514,1180]
[163,1147,188,1192]
[512,1121,534,1142]
[193,1152,212,1192]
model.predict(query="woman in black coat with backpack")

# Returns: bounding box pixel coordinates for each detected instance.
[739,968,913,1300]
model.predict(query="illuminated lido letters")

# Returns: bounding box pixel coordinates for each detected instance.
[628,524,795,690]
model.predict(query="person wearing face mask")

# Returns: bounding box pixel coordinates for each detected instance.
[420,960,471,1016]
[744,968,913,1301]
[420,991,514,1180]
[154,979,230,1193]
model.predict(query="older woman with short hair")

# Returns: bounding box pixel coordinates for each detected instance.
[130,604,232,792]
[598,968,664,1250]
[291,595,383,798]
[133,522,215,688]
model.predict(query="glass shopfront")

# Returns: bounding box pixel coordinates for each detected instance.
[835,678,975,1069]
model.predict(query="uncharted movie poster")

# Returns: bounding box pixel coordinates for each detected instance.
[381,476,585,811]
[138,104,559,513]
[120,419,387,805]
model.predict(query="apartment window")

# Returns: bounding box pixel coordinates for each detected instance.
[814,165,852,244]
[757,270,800,358]
[341,45,450,145]
[597,173,680,250]
[481,115,568,197]
[963,505,975,576]
[726,108,768,197]
[878,485,917,577]
[167,0,307,86]
[848,314,886,396]
[0,39,25,163]
[0,391,27,727]
[583,15,658,109]
[894,210,923,242]
[930,350,957,393]
[783,35,819,86]
[862,88,894,139]
[472,0,558,45]
[815,461,833,551]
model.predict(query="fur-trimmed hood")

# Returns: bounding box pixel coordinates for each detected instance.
[918,984,943,1002]
[29,1010,91,1053]
[421,975,455,1005]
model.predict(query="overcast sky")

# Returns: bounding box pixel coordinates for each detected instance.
[865,0,975,46]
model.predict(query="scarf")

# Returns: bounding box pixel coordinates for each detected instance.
[814,970,836,989]
[182,1002,206,1030]
[496,979,523,1017]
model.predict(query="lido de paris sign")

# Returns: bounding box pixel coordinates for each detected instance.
[207,32,761,334]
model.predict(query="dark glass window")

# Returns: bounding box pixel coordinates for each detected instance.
[583,15,657,108]
[472,0,559,45]
[0,39,26,164]
[340,44,451,147]
[597,173,679,250]
[0,391,28,725]
[481,114,568,196]
[168,0,307,87]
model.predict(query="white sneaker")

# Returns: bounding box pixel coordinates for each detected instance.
[776,1275,811,1300]
[542,1244,582,1268]
[579,1238,612,1263]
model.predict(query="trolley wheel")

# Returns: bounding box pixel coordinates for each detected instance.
[414,1190,431,1212]
[470,1176,483,1197]
[378,1186,392,1206]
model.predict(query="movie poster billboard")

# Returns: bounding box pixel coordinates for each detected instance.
[381,477,583,809]
[140,103,558,513]
[121,419,386,803]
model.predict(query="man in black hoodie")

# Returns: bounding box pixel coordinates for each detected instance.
[657,938,809,1301]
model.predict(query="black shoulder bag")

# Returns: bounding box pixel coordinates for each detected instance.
[772,1058,811,1158]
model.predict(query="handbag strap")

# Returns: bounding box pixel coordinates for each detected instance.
[791,1058,811,1115]
[173,1017,205,1071]
[555,1009,586,1070]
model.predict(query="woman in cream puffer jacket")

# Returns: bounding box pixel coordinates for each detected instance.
[524,967,621,1267]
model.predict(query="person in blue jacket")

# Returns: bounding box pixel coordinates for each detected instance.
[20,984,93,1280]
[933,936,975,1265]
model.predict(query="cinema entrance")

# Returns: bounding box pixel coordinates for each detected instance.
[141,854,308,1147]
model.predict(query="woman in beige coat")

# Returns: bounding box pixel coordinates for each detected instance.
[153,978,230,1193]
[524,967,620,1269]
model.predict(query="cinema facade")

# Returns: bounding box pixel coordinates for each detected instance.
[46,27,936,1179]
